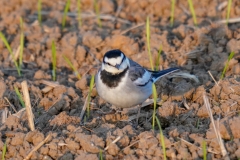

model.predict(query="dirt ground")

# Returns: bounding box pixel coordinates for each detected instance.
[0,0,240,159]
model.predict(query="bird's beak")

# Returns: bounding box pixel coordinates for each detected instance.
[115,64,120,69]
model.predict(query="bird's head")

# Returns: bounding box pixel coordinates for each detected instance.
[102,49,130,74]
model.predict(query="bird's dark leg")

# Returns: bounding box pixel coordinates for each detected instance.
[134,103,143,128]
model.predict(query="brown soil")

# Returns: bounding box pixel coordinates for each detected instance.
[0,0,240,159]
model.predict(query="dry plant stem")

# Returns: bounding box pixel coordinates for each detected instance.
[104,136,121,151]
[203,94,229,159]
[182,98,190,109]
[120,23,144,35]
[13,46,20,61]
[121,136,153,152]
[179,4,190,15]
[121,139,140,151]
[21,81,35,131]
[217,17,240,24]
[79,95,88,122]
[2,68,35,72]
[2,107,8,124]
[12,108,26,118]
[41,80,59,93]
[41,80,59,86]
[36,11,131,24]
[127,113,147,122]
[81,126,95,133]
[114,1,123,18]
[4,97,17,113]
[208,71,219,86]
[41,86,54,94]
[217,1,228,11]
[24,133,51,160]
[179,138,219,154]
[88,51,101,64]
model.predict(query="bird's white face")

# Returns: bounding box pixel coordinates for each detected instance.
[102,52,130,74]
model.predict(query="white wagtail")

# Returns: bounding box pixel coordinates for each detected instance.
[95,49,180,110]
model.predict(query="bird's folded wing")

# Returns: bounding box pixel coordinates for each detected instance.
[128,60,152,86]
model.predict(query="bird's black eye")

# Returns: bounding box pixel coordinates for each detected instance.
[105,62,113,66]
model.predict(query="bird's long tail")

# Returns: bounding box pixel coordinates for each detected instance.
[150,67,180,82]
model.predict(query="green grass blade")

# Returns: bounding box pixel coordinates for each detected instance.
[19,17,24,67]
[63,55,81,79]
[170,0,175,27]
[146,17,154,70]
[94,0,102,28]
[87,75,95,117]
[37,0,42,25]
[2,140,7,160]
[155,44,162,71]
[155,117,167,160]
[0,32,21,76]
[226,0,232,25]
[220,51,234,80]
[51,41,57,81]
[14,86,25,107]
[187,0,198,26]
[99,149,103,160]
[77,0,82,27]
[202,140,207,160]
[152,83,157,130]
[62,0,71,29]
[0,32,13,55]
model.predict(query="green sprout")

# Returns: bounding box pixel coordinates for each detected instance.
[170,0,175,27]
[77,0,82,27]
[14,86,25,107]
[187,0,198,26]
[146,16,154,70]
[152,83,157,130]
[226,0,232,25]
[220,51,234,80]
[94,0,102,28]
[87,75,95,118]
[19,17,24,67]
[155,44,162,71]
[202,140,207,160]
[156,117,167,160]
[63,55,81,79]
[99,149,103,160]
[51,41,57,81]
[0,32,21,76]
[62,0,71,29]
[37,0,42,25]
[2,140,7,160]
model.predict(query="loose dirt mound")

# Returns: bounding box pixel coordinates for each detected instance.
[0,0,240,159]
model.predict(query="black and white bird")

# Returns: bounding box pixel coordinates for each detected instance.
[95,49,179,109]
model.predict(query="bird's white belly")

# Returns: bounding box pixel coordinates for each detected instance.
[96,73,152,108]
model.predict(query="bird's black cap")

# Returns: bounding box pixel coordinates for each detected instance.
[104,49,124,59]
